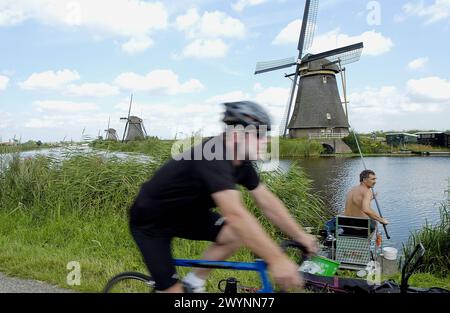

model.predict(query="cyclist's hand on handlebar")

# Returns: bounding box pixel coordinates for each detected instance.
[269,256,304,292]
[296,233,319,256]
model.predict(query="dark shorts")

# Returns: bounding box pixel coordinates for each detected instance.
[130,210,226,291]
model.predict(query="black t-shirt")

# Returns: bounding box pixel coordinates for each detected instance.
[129,136,260,226]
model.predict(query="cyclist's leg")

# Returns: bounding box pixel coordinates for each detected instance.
[130,225,184,293]
[175,211,242,280]
[194,223,243,279]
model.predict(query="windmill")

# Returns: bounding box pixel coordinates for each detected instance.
[104,116,119,141]
[120,94,148,142]
[255,0,364,143]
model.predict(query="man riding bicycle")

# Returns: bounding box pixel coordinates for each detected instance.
[129,101,318,293]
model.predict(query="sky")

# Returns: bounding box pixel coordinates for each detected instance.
[0,0,449,142]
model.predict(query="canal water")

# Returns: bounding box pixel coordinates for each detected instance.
[277,157,450,249]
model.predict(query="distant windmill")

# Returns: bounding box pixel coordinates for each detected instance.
[120,94,148,142]
[104,116,119,141]
[255,0,364,140]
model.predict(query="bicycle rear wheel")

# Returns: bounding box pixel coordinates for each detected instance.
[103,272,155,293]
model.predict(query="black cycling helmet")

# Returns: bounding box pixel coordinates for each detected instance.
[222,101,271,131]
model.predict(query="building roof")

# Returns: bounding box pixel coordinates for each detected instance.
[415,131,445,135]
[386,133,418,137]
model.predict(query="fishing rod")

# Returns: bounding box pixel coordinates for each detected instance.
[353,131,391,239]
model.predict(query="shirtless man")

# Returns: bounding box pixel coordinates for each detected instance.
[343,170,389,232]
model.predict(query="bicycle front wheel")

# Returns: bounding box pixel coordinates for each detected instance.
[103,272,155,293]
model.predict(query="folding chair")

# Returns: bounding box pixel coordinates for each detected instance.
[334,215,377,270]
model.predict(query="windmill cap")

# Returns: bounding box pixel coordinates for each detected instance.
[222,101,271,131]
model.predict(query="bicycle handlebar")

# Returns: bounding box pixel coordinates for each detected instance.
[279,240,309,254]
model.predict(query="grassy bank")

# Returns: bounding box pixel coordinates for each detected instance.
[401,203,449,278]
[91,138,173,161]
[92,137,325,159]
[343,133,450,154]
[0,152,331,292]
[278,138,324,158]
[0,141,55,154]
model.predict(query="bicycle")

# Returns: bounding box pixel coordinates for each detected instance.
[103,240,306,293]
[103,240,449,293]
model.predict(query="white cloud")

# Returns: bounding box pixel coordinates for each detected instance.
[348,83,449,131]
[0,75,9,90]
[19,69,80,90]
[232,0,267,12]
[114,69,204,94]
[205,86,289,131]
[65,83,120,97]
[407,77,450,102]
[273,19,301,45]
[0,0,167,53]
[311,29,393,56]
[408,57,429,70]
[175,9,246,59]
[273,24,393,56]
[206,91,251,103]
[0,110,11,129]
[34,100,99,113]
[254,86,289,107]
[121,36,154,54]
[403,0,450,24]
[253,83,263,92]
[175,8,199,31]
[24,112,107,130]
[179,39,229,59]
[177,9,246,39]
[0,5,25,26]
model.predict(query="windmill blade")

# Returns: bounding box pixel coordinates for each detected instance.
[127,94,133,120]
[303,42,364,66]
[279,78,298,136]
[298,0,319,54]
[142,122,148,137]
[255,57,297,75]
[122,122,129,142]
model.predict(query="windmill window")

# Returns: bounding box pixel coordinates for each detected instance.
[322,76,327,84]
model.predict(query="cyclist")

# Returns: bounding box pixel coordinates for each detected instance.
[129,101,318,293]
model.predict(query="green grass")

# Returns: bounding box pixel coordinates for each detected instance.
[343,133,450,154]
[401,203,450,278]
[0,151,330,292]
[278,138,324,158]
[91,138,174,161]
[92,137,326,159]
[0,141,55,154]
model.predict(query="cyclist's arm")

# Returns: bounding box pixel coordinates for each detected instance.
[211,189,285,264]
[250,184,312,244]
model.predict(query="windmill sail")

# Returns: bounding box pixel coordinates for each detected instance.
[299,0,319,54]
[303,42,364,66]
[255,57,297,75]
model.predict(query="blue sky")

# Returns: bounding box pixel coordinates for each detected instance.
[0,0,449,142]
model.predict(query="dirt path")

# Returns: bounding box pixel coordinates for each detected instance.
[0,272,74,293]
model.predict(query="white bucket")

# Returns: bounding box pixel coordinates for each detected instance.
[383,247,398,260]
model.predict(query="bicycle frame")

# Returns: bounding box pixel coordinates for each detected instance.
[173,259,273,293]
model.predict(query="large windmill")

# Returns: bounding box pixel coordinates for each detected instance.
[104,117,119,141]
[255,0,363,145]
[120,94,148,142]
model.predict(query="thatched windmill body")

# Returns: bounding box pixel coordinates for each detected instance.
[121,95,148,142]
[104,117,119,141]
[255,0,364,146]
